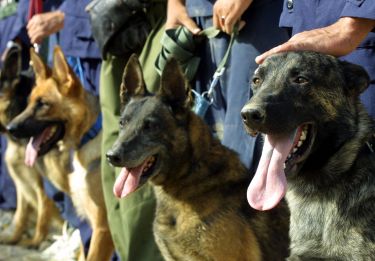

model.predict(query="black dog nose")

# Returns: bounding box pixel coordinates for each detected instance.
[241,108,265,124]
[106,149,122,166]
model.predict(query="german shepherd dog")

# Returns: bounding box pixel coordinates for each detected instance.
[241,51,375,260]
[7,46,114,261]
[0,46,61,247]
[106,55,290,261]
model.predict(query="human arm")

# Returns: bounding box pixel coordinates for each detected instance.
[256,16,375,64]
[26,10,65,44]
[165,0,201,34]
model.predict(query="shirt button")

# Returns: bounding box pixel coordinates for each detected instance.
[287,0,293,9]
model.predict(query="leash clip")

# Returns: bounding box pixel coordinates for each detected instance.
[207,66,225,101]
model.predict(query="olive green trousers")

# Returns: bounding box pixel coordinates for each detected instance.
[99,4,166,260]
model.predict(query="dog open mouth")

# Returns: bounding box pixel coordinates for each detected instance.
[25,122,65,167]
[285,123,315,170]
[247,123,315,211]
[113,155,157,198]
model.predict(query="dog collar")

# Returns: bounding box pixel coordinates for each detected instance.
[80,113,102,147]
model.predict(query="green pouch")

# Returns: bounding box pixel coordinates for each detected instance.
[155,26,220,81]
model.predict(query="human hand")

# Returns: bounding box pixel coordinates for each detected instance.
[27,11,65,44]
[213,0,252,34]
[256,17,375,64]
[165,0,201,34]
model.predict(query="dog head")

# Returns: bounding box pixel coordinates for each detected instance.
[7,46,94,166]
[106,54,193,198]
[0,46,33,132]
[241,51,370,210]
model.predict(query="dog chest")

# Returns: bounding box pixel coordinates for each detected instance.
[287,189,375,259]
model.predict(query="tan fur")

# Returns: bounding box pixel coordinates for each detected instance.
[10,47,114,260]
[0,53,62,247]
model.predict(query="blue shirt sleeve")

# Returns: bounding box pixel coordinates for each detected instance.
[340,0,375,21]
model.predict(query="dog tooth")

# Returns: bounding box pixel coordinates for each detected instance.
[297,140,303,147]
[283,163,286,169]
[300,131,307,141]
[293,148,298,153]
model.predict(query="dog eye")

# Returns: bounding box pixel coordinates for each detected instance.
[119,119,127,128]
[36,98,48,108]
[252,77,261,85]
[294,76,309,84]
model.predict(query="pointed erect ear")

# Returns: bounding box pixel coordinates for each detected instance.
[30,47,51,82]
[2,46,21,80]
[120,54,147,107]
[158,58,190,110]
[52,46,79,96]
[340,60,370,96]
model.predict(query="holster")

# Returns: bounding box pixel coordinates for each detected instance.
[85,0,151,58]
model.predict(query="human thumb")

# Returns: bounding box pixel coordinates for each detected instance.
[180,16,201,35]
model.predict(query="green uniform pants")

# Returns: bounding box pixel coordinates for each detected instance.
[100,4,165,260]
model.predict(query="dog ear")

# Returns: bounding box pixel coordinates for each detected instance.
[30,47,51,82]
[158,58,190,110]
[120,54,147,106]
[52,46,80,97]
[2,46,21,81]
[340,60,370,96]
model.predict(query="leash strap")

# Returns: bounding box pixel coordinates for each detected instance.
[155,24,239,117]
[66,56,86,88]
[192,24,239,117]
[203,24,239,103]
[66,56,102,147]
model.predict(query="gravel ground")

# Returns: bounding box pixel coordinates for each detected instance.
[0,210,80,261]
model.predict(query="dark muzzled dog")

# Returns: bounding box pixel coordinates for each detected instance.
[106,55,290,261]
[6,46,114,261]
[0,46,62,247]
[241,51,375,260]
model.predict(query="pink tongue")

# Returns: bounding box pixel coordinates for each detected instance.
[113,160,148,198]
[247,131,296,210]
[25,128,52,167]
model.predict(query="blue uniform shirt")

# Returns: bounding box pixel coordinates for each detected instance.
[280,0,375,117]
[58,0,101,59]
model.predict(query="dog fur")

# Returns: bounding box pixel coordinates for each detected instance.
[0,46,62,247]
[7,46,114,261]
[106,55,290,261]
[242,51,375,260]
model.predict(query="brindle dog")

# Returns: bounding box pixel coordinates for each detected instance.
[242,51,375,260]
[106,55,290,261]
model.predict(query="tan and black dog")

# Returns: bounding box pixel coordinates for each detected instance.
[242,51,375,260]
[106,55,290,261]
[0,46,61,247]
[7,46,114,261]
